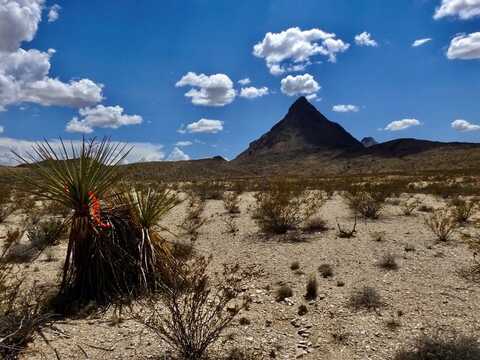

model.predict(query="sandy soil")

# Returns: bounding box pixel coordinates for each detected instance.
[1,192,479,360]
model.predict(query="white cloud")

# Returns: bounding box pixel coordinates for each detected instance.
[384,118,421,131]
[0,3,105,111]
[447,32,480,60]
[0,0,43,53]
[239,86,269,99]
[175,141,193,147]
[179,118,224,134]
[306,94,317,101]
[238,78,251,85]
[412,38,432,47]
[167,147,190,161]
[0,137,166,166]
[253,27,349,75]
[434,0,480,20]
[354,32,378,47]
[47,4,60,22]
[451,119,480,131]
[280,73,320,96]
[332,104,359,113]
[65,105,143,133]
[175,72,236,106]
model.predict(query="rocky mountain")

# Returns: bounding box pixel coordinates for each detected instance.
[361,137,378,147]
[235,97,362,162]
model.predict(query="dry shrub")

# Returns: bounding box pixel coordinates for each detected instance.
[253,181,324,234]
[298,304,308,316]
[394,331,480,360]
[318,263,334,278]
[418,204,434,213]
[370,231,386,242]
[303,216,328,233]
[223,192,241,214]
[425,208,457,242]
[275,285,293,302]
[336,218,357,238]
[179,194,206,241]
[450,197,476,224]
[348,286,383,311]
[401,197,421,216]
[27,218,65,251]
[190,181,225,200]
[135,256,244,360]
[290,261,300,271]
[378,253,399,270]
[305,274,318,300]
[345,190,386,219]
[222,217,238,235]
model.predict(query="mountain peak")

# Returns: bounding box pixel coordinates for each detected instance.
[235,97,362,161]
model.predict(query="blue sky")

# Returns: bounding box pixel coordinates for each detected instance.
[0,0,479,164]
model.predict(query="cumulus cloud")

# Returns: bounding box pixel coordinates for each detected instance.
[175,141,193,147]
[451,119,480,131]
[47,4,60,22]
[253,27,349,75]
[65,105,143,133]
[354,32,378,47]
[447,32,480,59]
[175,72,236,106]
[412,38,432,47]
[434,0,480,20]
[178,119,224,134]
[0,137,166,166]
[332,104,359,113]
[280,73,320,96]
[239,86,269,99]
[238,78,251,85]
[0,2,105,111]
[384,118,421,131]
[167,147,190,161]
[0,0,43,53]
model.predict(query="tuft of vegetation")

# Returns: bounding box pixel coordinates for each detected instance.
[135,256,244,360]
[318,263,334,278]
[348,286,383,311]
[223,217,239,235]
[179,194,207,241]
[401,197,421,216]
[290,261,300,271]
[370,231,386,242]
[345,189,386,219]
[394,332,480,360]
[450,197,476,224]
[275,285,293,302]
[253,181,324,234]
[425,208,457,242]
[26,218,65,251]
[303,216,328,233]
[305,274,318,300]
[378,253,399,270]
[223,191,241,214]
[336,217,357,238]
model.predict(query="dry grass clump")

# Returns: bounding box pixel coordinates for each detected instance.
[303,216,328,233]
[401,197,421,216]
[450,197,477,224]
[253,181,324,234]
[190,181,225,200]
[345,190,386,219]
[0,186,14,223]
[223,217,238,235]
[179,194,207,241]
[26,218,65,251]
[318,263,334,278]
[223,191,241,214]
[378,253,399,270]
[348,286,383,311]
[275,285,293,302]
[305,274,318,300]
[425,208,457,242]
[135,256,244,360]
[394,331,480,360]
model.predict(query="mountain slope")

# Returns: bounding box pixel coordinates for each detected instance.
[235,96,362,161]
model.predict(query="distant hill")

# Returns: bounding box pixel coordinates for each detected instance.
[361,137,378,147]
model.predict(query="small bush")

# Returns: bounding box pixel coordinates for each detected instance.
[171,240,195,261]
[238,317,250,326]
[450,197,476,224]
[305,274,318,300]
[345,190,385,219]
[253,181,324,234]
[190,181,225,200]
[348,286,383,311]
[425,208,457,242]
[394,332,480,360]
[179,195,206,240]
[290,261,300,271]
[223,192,241,214]
[275,285,293,302]
[135,256,244,360]
[370,231,386,242]
[401,197,421,216]
[27,219,65,250]
[303,216,328,233]
[318,263,334,278]
[378,253,399,270]
[298,304,308,316]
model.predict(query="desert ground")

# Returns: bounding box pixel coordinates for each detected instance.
[1,187,479,360]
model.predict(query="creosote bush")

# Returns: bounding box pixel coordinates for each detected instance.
[394,331,480,360]
[348,286,383,311]
[345,189,387,219]
[253,181,324,234]
[135,256,244,360]
[425,208,457,242]
[450,197,476,224]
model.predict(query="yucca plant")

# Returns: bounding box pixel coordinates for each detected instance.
[12,138,155,307]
